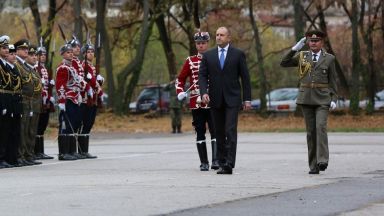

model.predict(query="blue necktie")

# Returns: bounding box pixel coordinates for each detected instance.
[219,48,225,69]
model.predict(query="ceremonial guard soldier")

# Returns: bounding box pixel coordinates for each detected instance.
[34,42,55,159]
[56,43,83,160]
[78,41,103,159]
[15,40,42,166]
[280,30,338,174]
[0,36,21,168]
[176,31,219,171]
[67,36,88,159]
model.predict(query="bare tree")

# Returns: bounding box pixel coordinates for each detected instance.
[96,0,115,107]
[73,0,83,44]
[113,0,154,114]
[249,0,267,115]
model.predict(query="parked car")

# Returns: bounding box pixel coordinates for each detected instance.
[251,88,298,112]
[359,89,384,110]
[135,85,170,113]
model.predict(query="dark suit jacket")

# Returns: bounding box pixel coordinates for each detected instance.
[199,45,251,108]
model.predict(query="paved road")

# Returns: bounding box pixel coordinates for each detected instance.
[0,133,383,216]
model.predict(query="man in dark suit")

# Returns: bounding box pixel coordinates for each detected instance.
[199,26,252,174]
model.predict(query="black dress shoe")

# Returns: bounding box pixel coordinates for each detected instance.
[40,153,54,160]
[211,161,220,170]
[0,161,14,168]
[308,169,320,174]
[26,159,42,165]
[71,153,87,159]
[82,152,97,159]
[58,154,77,161]
[318,162,328,171]
[217,166,232,174]
[200,163,209,171]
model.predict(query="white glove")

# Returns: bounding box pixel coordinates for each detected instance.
[49,79,55,86]
[87,88,94,99]
[86,73,92,80]
[41,78,46,85]
[177,92,187,101]
[2,109,6,115]
[292,37,306,51]
[97,74,104,82]
[196,96,202,104]
[330,101,337,110]
[29,111,33,117]
[43,96,48,105]
[58,103,66,111]
[50,96,55,104]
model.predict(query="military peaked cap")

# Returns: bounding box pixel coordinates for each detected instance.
[305,30,326,41]
[14,39,30,49]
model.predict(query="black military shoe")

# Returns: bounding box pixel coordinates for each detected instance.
[71,153,87,159]
[34,153,43,160]
[58,154,77,161]
[0,161,14,168]
[211,161,220,170]
[318,163,328,171]
[40,153,54,160]
[22,159,34,166]
[308,169,320,174]
[200,163,209,171]
[82,153,97,159]
[217,165,232,174]
[26,159,42,165]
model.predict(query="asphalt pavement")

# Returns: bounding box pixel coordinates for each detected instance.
[0,132,383,216]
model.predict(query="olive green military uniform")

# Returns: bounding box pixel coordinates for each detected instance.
[16,59,42,162]
[165,82,183,133]
[281,49,337,172]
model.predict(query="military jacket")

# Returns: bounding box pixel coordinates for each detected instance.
[0,59,22,114]
[176,54,209,109]
[82,60,103,105]
[16,57,42,113]
[56,60,82,105]
[280,49,338,105]
[36,63,54,111]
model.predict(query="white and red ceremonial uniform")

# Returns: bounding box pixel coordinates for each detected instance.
[176,54,209,109]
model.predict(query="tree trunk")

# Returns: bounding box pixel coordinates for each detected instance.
[249,0,267,115]
[29,0,42,41]
[113,0,153,114]
[96,0,115,107]
[73,0,83,45]
[155,1,177,81]
[349,0,361,115]
[316,4,350,96]
[293,0,305,41]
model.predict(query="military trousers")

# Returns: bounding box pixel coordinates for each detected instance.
[1,114,21,164]
[20,110,40,161]
[170,108,182,129]
[191,108,215,141]
[59,100,81,135]
[37,111,50,136]
[79,103,97,134]
[301,104,329,171]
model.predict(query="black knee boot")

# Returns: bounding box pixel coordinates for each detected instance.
[69,135,86,159]
[79,135,97,159]
[34,136,43,159]
[196,141,209,171]
[58,135,77,161]
[210,139,219,170]
[39,136,54,159]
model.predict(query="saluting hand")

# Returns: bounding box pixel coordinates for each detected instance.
[292,37,306,51]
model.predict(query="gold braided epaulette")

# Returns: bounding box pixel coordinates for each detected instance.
[298,51,311,79]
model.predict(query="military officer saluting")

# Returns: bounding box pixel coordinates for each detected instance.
[280,30,338,174]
